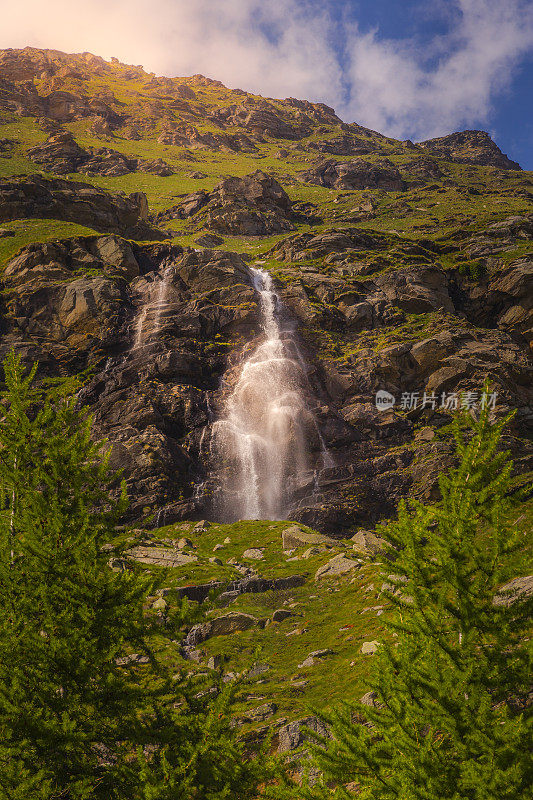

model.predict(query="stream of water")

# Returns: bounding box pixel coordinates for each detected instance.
[210,267,331,521]
[133,264,174,350]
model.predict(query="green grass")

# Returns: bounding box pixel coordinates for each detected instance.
[0,219,99,269]
[124,518,390,720]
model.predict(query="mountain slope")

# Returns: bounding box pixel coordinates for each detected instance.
[0,46,531,747]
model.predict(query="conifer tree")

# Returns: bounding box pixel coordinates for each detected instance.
[0,352,275,799]
[299,400,532,799]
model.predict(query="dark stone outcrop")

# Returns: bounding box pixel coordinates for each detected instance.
[308,134,376,156]
[299,158,404,191]
[27,131,173,177]
[156,170,297,235]
[419,130,521,170]
[0,174,164,239]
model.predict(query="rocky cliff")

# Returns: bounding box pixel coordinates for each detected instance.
[0,45,531,535]
[0,44,532,756]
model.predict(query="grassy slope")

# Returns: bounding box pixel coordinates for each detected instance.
[122,500,532,731]
[0,55,531,735]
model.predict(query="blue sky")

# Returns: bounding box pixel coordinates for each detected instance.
[328,0,533,168]
[3,0,533,168]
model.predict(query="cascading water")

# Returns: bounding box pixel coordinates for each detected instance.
[133,264,173,350]
[210,267,331,521]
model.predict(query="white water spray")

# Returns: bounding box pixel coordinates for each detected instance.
[133,264,173,350]
[211,267,331,521]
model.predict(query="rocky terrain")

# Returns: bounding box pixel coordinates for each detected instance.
[0,46,531,747]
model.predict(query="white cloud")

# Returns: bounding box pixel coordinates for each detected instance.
[0,0,532,141]
[342,0,533,139]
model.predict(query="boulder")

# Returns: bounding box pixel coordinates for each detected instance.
[315,554,361,581]
[375,266,453,314]
[282,525,337,549]
[183,612,261,646]
[299,158,404,191]
[242,548,264,560]
[278,716,330,753]
[241,702,277,723]
[493,575,533,607]
[127,545,198,567]
[272,609,294,622]
[0,174,163,240]
[360,641,380,655]
[351,530,388,557]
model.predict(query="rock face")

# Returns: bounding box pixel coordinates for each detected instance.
[156,170,297,235]
[0,46,531,540]
[419,130,520,170]
[0,175,162,239]
[299,158,404,191]
[308,134,376,156]
[27,131,173,177]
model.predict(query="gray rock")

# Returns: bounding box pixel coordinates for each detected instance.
[242,548,264,560]
[241,702,277,723]
[361,640,380,655]
[278,716,330,753]
[184,612,261,647]
[493,575,533,607]
[315,554,361,581]
[351,530,388,557]
[128,546,197,568]
[282,525,337,549]
[248,662,271,678]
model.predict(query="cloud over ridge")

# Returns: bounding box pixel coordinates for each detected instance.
[1,0,532,141]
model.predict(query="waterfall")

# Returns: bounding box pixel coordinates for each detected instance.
[133,264,173,350]
[210,267,331,521]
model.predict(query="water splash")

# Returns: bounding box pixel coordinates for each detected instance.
[210,267,331,521]
[133,264,173,350]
